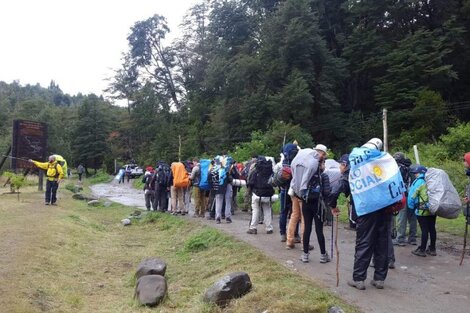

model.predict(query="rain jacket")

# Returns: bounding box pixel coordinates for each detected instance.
[407,173,431,216]
[33,160,64,181]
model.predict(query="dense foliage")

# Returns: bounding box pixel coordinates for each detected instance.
[1,0,470,175]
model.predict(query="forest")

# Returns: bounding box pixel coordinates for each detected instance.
[1,0,470,171]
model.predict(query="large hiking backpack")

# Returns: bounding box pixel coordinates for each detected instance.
[172,162,190,188]
[53,154,68,178]
[249,157,274,197]
[271,164,292,187]
[156,163,172,187]
[424,168,462,219]
[199,159,211,191]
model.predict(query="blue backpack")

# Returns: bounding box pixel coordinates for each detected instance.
[199,159,211,191]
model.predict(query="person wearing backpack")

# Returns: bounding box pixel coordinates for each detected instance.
[29,155,64,205]
[295,145,331,263]
[408,165,437,257]
[142,166,155,211]
[152,161,172,212]
[242,155,258,212]
[208,155,234,224]
[246,156,275,234]
[171,162,190,215]
[393,152,416,246]
[190,158,206,218]
[274,143,299,242]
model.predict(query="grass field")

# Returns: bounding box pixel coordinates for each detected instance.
[0,178,359,313]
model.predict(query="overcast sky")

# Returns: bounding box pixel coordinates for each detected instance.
[0,0,198,97]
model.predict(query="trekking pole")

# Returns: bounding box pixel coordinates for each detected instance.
[459,218,470,266]
[335,214,340,287]
[330,210,334,259]
[1,155,30,161]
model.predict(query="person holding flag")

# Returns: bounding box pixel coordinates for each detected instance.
[29,155,64,205]
[347,138,405,290]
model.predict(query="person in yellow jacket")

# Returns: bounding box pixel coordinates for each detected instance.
[29,155,64,205]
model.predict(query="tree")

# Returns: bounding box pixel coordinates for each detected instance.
[71,96,112,172]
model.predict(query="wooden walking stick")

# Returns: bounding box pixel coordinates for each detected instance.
[460,203,469,266]
[335,214,340,287]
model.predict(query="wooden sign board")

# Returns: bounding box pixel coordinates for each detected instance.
[11,120,48,169]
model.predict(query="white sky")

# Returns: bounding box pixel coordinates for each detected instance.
[0,0,199,97]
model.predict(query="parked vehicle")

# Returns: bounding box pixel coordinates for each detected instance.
[124,164,144,178]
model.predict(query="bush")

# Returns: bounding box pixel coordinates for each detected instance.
[88,170,112,184]
[184,228,226,252]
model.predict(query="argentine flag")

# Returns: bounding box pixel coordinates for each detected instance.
[349,147,405,216]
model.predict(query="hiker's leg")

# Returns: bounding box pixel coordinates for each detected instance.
[396,208,407,243]
[353,211,378,282]
[224,184,232,219]
[215,194,223,220]
[287,196,301,246]
[417,216,429,251]
[408,209,418,243]
[279,189,289,236]
[301,200,315,254]
[45,180,52,203]
[312,203,326,254]
[263,200,273,231]
[428,215,437,250]
[373,210,391,281]
[249,194,260,229]
[51,181,59,204]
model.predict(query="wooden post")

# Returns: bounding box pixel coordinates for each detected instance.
[114,159,117,175]
[0,146,12,170]
[382,108,388,153]
[413,145,420,164]
[178,135,182,162]
[38,171,44,191]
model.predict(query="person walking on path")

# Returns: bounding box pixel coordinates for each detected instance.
[347,138,399,291]
[408,165,437,257]
[297,144,331,263]
[191,158,206,217]
[142,166,155,211]
[77,163,85,181]
[29,155,64,205]
[247,156,275,234]
[393,152,416,246]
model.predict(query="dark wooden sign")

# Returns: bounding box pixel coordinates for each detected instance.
[11,120,48,169]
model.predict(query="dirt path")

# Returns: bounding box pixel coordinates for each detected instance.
[91,182,470,313]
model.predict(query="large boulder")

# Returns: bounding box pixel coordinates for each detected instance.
[203,272,252,306]
[72,193,86,200]
[135,275,167,307]
[135,258,167,279]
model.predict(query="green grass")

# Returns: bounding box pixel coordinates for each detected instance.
[87,170,113,184]
[0,182,359,313]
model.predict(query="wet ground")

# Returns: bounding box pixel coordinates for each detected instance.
[91,181,470,313]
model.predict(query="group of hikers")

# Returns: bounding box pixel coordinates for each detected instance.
[138,138,470,290]
[28,140,470,291]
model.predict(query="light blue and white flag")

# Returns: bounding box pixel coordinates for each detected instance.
[349,147,405,216]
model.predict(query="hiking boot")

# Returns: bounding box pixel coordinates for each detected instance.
[216,218,221,224]
[370,280,384,289]
[266,229,273,234]
[286,244,295,250]
[412,248,426,257]
[300,252,309,263]
[181,211,187,216]
[426,248,437,256]
[347,280,365,290]
[45,202,50,205]
[320,253,331,263]
[294,236,301,243]
[226,217,232,224]
[409,241,418,246]
[247,228,257,234]
[51,203,57,206]
[388,261,395,269]
[280,234,287,242]
[392,239,406,247]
